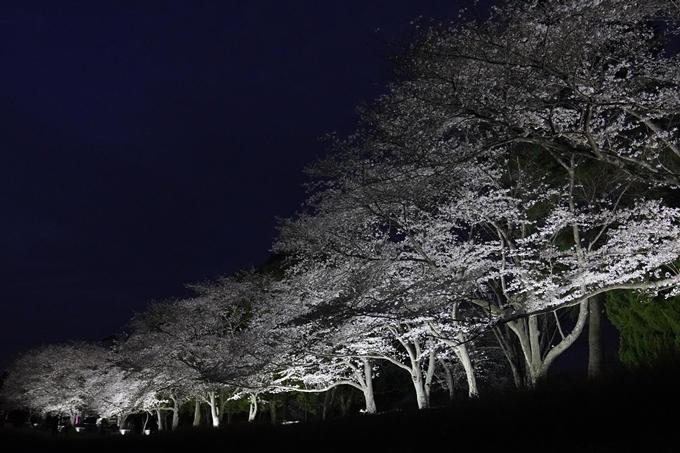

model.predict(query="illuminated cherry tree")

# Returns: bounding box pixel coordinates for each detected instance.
[275,1,680,389]
[0,342,112,421]
[126,270,295,427]
[122,305,206,430]
[273,238,481,408]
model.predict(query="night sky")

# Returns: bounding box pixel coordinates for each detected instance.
[0,2,476,370]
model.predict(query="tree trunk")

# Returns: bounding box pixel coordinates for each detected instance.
[322,388,334,420]
[171,408,179,431]
[219,391,230,425]
[446,302,479,397]
[208,391,220,428]
[396,336,432,410]
[168,395,179,431]
[439,358,456,401]
[493,324,527,389]
[588,292,606,378]
[409,345,435,409]
[424,346,436,402]
[412,373,429,410]
[248,393,258,422]
[339,391,352,417]
[508,301,589,387]
[193,397,201,427]
[156,409,164,431]
[270,397,277,424]
[202,404,209,425]
[281,393,288,422]
[346,358,377,414]
[453,341,478,398]
[361,359,377,414]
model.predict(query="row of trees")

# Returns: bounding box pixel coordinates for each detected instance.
[3,0,680,430]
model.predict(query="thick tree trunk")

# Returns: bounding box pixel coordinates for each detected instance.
[208,391,220,428]
[453,341,478,398]
[412,370,429,410]
[361,359,377,414]
[588,292,606,378]
[346,358,377,414]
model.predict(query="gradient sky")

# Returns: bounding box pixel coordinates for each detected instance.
[0,1,486,370]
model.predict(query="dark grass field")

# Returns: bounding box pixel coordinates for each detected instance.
[2,364,680,452]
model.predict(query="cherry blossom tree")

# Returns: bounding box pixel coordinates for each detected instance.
[86,364,153,423]
[275,6,680,388]
[250,262,383,414]
[298,136,680,384]
[272,241,480,408]
[121,310,202,431]
[274,0,680,388]
[123,269,294,427]
[125,296,235,428]
[279,312,396,414]
[0,342,112,421]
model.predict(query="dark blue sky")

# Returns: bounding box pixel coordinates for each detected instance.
[0,1,472,370]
